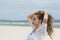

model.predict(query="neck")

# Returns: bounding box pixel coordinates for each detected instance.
[31,24,42,34]
[35,24,41,29]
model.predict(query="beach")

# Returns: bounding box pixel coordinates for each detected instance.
[0,25,60,40]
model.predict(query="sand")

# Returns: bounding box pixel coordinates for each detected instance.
[0,25,60,40]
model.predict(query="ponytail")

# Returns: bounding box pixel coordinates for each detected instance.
[47,14,54,40]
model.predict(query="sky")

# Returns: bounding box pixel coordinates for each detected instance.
[0,0,60,21]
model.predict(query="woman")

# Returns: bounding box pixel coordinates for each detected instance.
[27,10,54,40]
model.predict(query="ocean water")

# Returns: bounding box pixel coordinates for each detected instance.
[0,20,60,28]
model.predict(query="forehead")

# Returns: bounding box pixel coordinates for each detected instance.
[32,15,38,19]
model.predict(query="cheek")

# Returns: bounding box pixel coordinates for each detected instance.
[32,20,37,25]
[34,20,39,24]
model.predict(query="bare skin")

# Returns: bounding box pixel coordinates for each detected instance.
[27,10,48,33]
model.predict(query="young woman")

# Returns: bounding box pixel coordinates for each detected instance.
[27,10,54,40]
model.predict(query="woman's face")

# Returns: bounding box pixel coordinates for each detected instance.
[31,15,40,26]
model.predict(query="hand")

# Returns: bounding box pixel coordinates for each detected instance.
[38,10,48,23]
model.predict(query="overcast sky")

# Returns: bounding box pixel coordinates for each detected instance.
[0,0,60,21]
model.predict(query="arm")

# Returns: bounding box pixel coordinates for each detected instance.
[43,10,48,23]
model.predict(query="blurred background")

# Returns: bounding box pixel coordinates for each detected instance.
[0,0,60,40]
[0,0,60,27]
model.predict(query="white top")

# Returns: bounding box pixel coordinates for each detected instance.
[27,23,51,40]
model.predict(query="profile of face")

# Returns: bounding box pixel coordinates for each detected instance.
[31,15,41,26]
[29,11,44,27]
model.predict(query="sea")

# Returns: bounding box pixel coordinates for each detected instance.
[0,20,60,28]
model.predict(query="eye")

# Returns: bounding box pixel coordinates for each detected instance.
[33,18,36,20]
